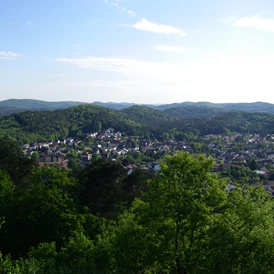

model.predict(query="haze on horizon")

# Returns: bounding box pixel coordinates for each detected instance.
[2,0,274,104]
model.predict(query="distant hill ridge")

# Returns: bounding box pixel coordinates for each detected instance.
[1,99,274,118]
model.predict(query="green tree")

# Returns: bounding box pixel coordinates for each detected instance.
[91,153,99,162]
[0,171,14,230]
[121,169,152,207]
[31,151,39,162]
[110,153,226,273]
[68,150,80,169]
[206,185,274,274]
[110,152,274,273]
[248,157,258,171]
[0,138,34,185]
[78,159,127,219]
[96,121,102,132]
[0,166,85,258]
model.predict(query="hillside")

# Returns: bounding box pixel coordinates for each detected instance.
[163,105,227,119]
[92,101,135,110]
[2,103,274,145]
[120,105,178,126]
[198,111,274,135]
[2,99,274,118]
[0,99,89,117]
[155,101,274,113]
[0,99,87,110]
[0,104,145,144]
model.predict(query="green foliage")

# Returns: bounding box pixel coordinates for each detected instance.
[122,169,152,207]
[0,171,14,229]
[107,152,274,273]
[0,253,20,274]
[164,105,227,119]
[224,165,260,184]
[121,105,178,128]
[2,148,274,273]
[0,99,86,117]
[249,157,259,171]
[0,166,85,257]
[198,111,274,135]
[0,138,34,184]
[78,159,127,218]
[205,185,274,274]
[3,103,274,145]
[0,105,145,144]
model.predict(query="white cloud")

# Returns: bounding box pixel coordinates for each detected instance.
[55,55,274,104]
[154,45,187,54]
[56,57,145,74]
[0,51,20,60]
[113,2,136,16]
[27,20,38,26]
[56,56,187,82]
[223,16,235,23]
[127,10,136,16]
[234,16,274,32]
[133,18,186,36]
[101,0,136,16]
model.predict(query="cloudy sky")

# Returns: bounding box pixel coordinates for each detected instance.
[2,0,274,104]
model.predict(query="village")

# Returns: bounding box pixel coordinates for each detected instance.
[19,128,274,184]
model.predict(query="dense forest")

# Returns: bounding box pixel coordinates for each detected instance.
[2,102,274,273]
[2,99,274,117]
[0,99,87,116]
[0,105,146,144]
[2,103,274,145]
[1,138,274,273]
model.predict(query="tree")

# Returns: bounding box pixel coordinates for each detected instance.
[142,152,227,273]
[248,157,258,171]
[0,138,34,185]
[91,153,99,162]
[96,121,102,133]
[121,169,152,207]
[0,166,86,258]
[78,159,127,219]
[31,151,39,162]
[68,150,80,169]
[204,185,274,274]
[0,171,14,230]
[110,152,226,273]
[110,152,274,273]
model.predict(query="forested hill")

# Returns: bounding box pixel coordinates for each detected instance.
[163,105,228,119]
[195,111,274,135]
[0,105,146,144]
[92,101,135,110]
[2,103,274,144]
[155,101,274,112]
[0,99,88,116]
[120,105,178,126]
[2,99,274,118]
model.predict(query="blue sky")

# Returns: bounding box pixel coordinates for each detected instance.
[2,0,274,104]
